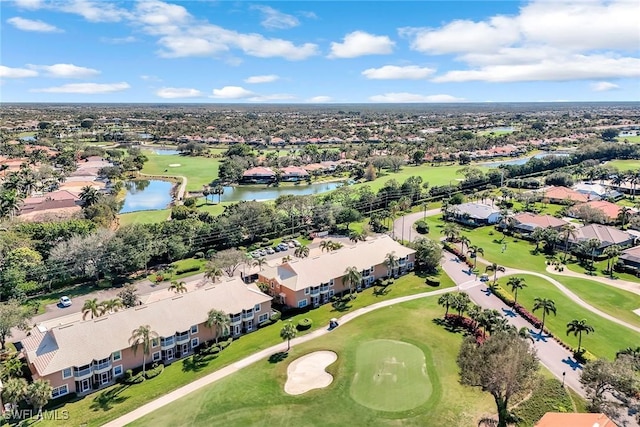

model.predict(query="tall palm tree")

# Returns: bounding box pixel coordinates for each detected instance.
[82,298,101,320]
[566,319,595,353]
[459,235,471,254]
[559,224,578,263]
[99,298,123,315]
[442,223,461,242]
[532,297,557,333]
[2,377,27,409]
[129,325,159,376]
[467,245,484,269]
[585,238,601,271]
[603,244,622,278]
[79,185,101,207]
[485,263,505,284]
[204,262,223,283]
[617,206,631,228]
[452,293,471,316]
[1,356,24,380]
[477,309,501,337]
[0,189,23,220]
[384,251,400,277]
[280,321,297,351]
[349,230,366,243]
[253,257,267,271]
[168,280,187,294]
[319,240,331,252]
[281,255,292,264]
[294,245,309,258]
[507,277,527,305]
[437,293,457,317]
[343,266,362,299]
[206,309,231,343]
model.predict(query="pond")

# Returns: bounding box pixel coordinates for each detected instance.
[119,180,174,213]
[483,152,571,168]
[150,148,181,155]
[218,181,346,202]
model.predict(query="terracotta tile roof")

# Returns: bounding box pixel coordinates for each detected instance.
[543,186,589,203]
[535,412,616,427]
[512,213,568,230]
[242,166,275,177]
[572,200,621,220]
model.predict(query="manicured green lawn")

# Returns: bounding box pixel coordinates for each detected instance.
[130,297,493,427]
[350,163,489,193]
[37,272,454,427]
[606,159,640,170]
[616,136,640,143]
[350,339,432,412]
[118,209,171,226]
[565,260,640,284]
[141,153,220,191]
[496,274,640,358]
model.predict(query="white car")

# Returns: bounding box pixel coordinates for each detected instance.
[59,296,72,307]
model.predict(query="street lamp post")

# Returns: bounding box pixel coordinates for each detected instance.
[562,371,566,387]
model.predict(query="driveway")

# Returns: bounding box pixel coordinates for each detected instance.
[392,208,441,242]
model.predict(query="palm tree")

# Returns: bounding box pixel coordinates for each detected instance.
[205,309,231,343]
[603,244,621,278]
[82,298,101,320]
[559,224,578,263]
[129,325,159,376]
[0,189,23,220]
[507,277,527,305]
[452,293,471,316]
[530,227,546,252]
[294,245,309,258]
[280,321,297,351]
[349,230,366,243]
[343,266,362,299]
[168,280,187,294]
[329,241,343,251]
[617,206,631,228]
[585,238,601,271]
[467,245,484,269]
[79,185,101,207]
[459,235,471,254]
[1,356,24,380]
[384,251,400,277]
[1,377,27,409]
[99,298,123,315]
[319,240,331,252]
[566,319,594,353]
[485,263,505,284]
[437,293,457,317]
[253,257,267,271]
[477,309,501,337]
[25,379,52,415]
[281,255,292,264]
[204,262,223,283]
[532,297,556,333]
[442,223,461,242]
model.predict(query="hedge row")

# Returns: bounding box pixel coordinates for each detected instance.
[445,314,485,345]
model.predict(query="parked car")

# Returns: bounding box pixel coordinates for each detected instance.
[288,241,296,248]
[59,296,72,307]
[279,243,289,251]
[266,248,275,255]
[274,246,281,252]
[292,240,301,247]
[259,249,267,256]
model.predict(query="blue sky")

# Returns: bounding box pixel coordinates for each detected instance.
[1,0,639,103]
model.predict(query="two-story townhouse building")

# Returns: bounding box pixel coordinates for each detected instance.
[258,236,415,309]
[21,277,271,399]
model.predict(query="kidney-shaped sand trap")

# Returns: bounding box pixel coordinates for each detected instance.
[284,351,338,395]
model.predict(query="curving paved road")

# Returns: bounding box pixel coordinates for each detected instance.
[103,287,453,427]
[545,264,640,296]
[392,208,440,242]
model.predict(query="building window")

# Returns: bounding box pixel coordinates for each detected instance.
[191,338,199,348]
[151,338,159,348]
[112,350,121,361]
[329,290,335,297]
[62,368,72,379]
[51,385,68,399]
[258,313,269,323]
[190,325,198,334]
[254,304,261,312]
[113,365,123,377]
[298,299,308,308]
[152,351,161,362]
[304,288,310,295]
[329,279,334,287]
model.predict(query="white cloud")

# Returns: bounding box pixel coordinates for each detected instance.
[329,31,395,58]
[244,74,279,84]
[156,87,202,98]
[7,17,62,32]
[27,63,100,78]
[0,65,38,78]
[157,36,228,57]
[31,82,130,94]
[307,96,332,103]
[100,36,137,44]
[135,0,190,26]
[252,5,299,30]
[432,54,640,83]
[249,93,295,102]
[13,0,44,9]
[59,0,130,22]
[590,81,620,92]
[362,65,435,80]
[369,93,465,103]
[140,75,162,82]
[211,86,255,99]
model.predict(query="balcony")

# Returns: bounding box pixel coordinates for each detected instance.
[230,315,242,325]
[242,311,254,321]
[320,286,330,294]
[310,288,320,296]
[93,360,111,374]
[160,337,175,349]
[74,367,92,379]
[176,334,190,345]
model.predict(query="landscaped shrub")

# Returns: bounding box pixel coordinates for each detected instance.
[415,220,429,234]
[512,378,573,426]
[219,338,233,350]
[144,363,164,379]
[425,277,440,286]
[175,265,200,275]
[270,309,282,322]
[574,349,597,364]
[444,314,484,344]
[193,251,204,259]
[297,318,313,330]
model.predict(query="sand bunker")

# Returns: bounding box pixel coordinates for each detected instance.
[168,163,181,167]
[634,308,640,317]
[284,351,337,395]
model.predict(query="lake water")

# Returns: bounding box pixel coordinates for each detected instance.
[483,152,571,168]
[219,181,346,202]
[119,180,174,213]
[151,148,181,155]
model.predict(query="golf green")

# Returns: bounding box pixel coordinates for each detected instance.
[350,339,431,412]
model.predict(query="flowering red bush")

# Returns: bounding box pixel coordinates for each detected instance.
[445,314,484,344]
